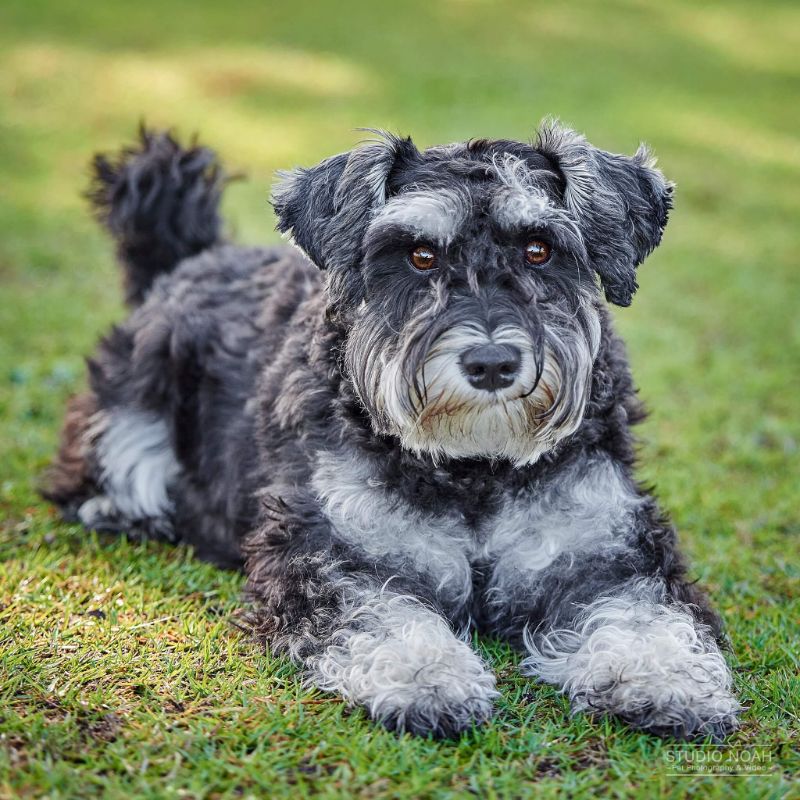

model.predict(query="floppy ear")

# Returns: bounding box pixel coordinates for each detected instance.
[535,120,673,306]
[271,133,420,272]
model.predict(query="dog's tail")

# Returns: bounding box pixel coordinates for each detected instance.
[87,125,227,306]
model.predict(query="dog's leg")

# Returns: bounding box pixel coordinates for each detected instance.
[40,393,99,519]
[312,584,497,737]
[483,458,740,739]
[75,408,180,542]
[520,576,740,739]
[245,491,498,738]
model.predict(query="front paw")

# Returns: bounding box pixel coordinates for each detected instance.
[524,598,741,740]
[370,659,498,738]
[312,595,498,737]
[575,676,740,741]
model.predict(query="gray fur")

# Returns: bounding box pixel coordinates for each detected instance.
[44,121,737,740]
[483,455,640,580]
[522,578,740,739]
[311,584,497,736]
[86,409,180,525]
[311,450,474,608]
[368,189,470,247]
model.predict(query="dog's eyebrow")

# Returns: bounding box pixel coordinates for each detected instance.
[367,189,470,246]
[490,186,555,232]
[488,154,569,233]
[490,184,588,259]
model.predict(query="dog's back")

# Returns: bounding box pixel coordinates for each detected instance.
[42,129,319,566]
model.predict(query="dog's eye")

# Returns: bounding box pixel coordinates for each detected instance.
[524,240,551,267]
[410,245,437,271]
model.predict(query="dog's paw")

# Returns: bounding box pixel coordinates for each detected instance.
[367,653,498,738]
[565,630,742,740]
[524,595,741,740]
[77,494,178,543]
[78,495,129,532]
[377,689,496,738]
[311,594,498,738]
[578,682,741,741]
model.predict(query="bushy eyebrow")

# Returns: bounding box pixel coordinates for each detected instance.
[490,184,588,260]
[367,189,470,247]
[490,186,554,231]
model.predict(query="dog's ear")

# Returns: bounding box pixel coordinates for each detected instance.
[535,120,673,306]
[272,133,421,271]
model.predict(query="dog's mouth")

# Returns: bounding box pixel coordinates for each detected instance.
[384,331,591,464]
[412,369,556,427]
[413,332,551,416]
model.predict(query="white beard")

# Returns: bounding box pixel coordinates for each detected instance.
[376,311,601,465]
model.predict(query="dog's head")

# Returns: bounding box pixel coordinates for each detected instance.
[272,121,672,464]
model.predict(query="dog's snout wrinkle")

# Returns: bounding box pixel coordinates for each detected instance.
[459,343,521,392]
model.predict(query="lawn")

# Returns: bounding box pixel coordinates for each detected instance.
[1,0,798,797]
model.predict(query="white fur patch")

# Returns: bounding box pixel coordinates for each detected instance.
[377,314,599,466]
[311,587,497,734]
[312,451,473,607]
[484,456,641,582]
[367,189,470,247]
[491,185,549,230]
[522,580,740,736]
[77,495,121,529]
[88,409,180,522]
[490,153,583,239]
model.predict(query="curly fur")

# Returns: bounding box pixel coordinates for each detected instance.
[522,579,740,739]
[87,125,227,305]
[43,121,737,740]
[311,587,498,737]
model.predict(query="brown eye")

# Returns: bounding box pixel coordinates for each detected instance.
[410,245,437,271]
[525,239,551,266]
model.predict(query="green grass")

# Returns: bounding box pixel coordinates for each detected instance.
[1,0,799,797]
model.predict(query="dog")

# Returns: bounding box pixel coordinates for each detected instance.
[44,122,740,740]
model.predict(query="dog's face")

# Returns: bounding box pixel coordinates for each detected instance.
[273,122,672,464]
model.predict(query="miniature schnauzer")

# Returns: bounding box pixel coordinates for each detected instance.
[44,122,740,739]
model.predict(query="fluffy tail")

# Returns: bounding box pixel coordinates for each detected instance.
[87,125,227,306]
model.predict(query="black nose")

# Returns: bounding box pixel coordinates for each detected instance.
[460,344,522,392]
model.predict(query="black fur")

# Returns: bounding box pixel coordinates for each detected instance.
[45,123,736,741]
[87,126,227,306]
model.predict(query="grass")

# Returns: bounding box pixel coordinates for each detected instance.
[1,0,798,796]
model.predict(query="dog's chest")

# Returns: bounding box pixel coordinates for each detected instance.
[311,451,637,606]
[311,452,476,604]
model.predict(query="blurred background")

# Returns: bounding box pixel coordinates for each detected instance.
[2,0,798,530]
[1,1,799,794]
